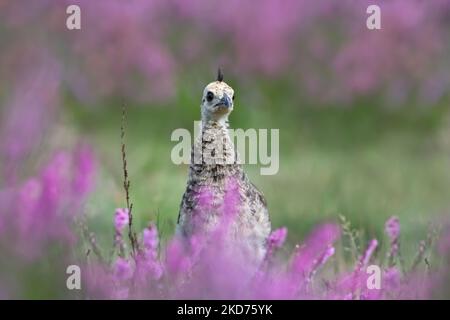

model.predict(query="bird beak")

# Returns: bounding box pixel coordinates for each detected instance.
[215,93,231,109]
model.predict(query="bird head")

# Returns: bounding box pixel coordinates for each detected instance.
[200,69,235,123]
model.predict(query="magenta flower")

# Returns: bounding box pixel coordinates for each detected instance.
[385,216,400,241]
[292,223,340,277]
[265,227,288,261]
[309,245,335,281]
[360,239,378,268]
[165,238,191,275]
[72,144,95,196]
[114,258,133,281]
[268,227,288,249]
[114,208,129,232]
[143,224,159,252]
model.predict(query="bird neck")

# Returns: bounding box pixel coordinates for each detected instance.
[201,111,229,128]
[201,118,229,130]
[190,119,238,168]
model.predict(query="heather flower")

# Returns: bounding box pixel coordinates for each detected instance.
[385,216,400,241]
[384,267,401,290]
[308,245,335,282]
[292,223,340,277]
[359,239,378,268]
[114,208,129,232]
[349,239,379,299]
[143,224,159,253]
[72,144,95,196]
[40,151,71,215]
[114,258,133,281]
[263,227,288,266]
[0,45,60,184]
[166,238,191,275]
[268,227,288,249]
[141,224,163,280]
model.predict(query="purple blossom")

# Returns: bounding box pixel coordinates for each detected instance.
[292,223,340,277]
[268,227,288,249]
[114,208,129,233]
[308,245,335,282]
[143,224,159,253]
[141,223,163,280]
[165,238,191,275]
[0,145,96,264]
[360,239,378,268]
[72,144,95,196]
[384,267,401,290]
[114,258,133,281]
[264,227,288,264]
[0,46,60,184]
[385,216,400,241]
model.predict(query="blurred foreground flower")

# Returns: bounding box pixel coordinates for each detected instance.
[1,149,449,299]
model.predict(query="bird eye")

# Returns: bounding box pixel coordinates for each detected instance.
[232,94,235,101]
[206,91,214,102]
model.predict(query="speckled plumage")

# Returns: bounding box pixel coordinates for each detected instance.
[177,74,271,261]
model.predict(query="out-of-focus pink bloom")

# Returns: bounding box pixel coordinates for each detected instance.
[142,223,163,280]
[292,223,340,277]
[0,45,60,184]
[114,208,129,233]
[385,216,400,241]
[143,224,159,253]
[166,238,191,275]
[384,267,401,290]
[360,239,378,268]
[347,239,379,299]
[72,144,95,196]
[1,146,96,261]
[268,227,288,249]
[308,245,335,282]
[114,258,133,281]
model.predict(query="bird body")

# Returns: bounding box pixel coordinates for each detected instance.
[177,71,271,261]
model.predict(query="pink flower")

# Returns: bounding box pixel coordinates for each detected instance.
[166,238,191,275]
[143,224,159,252]
[72,144,95,196]
[268,227,288,249]
[385,216,400,241]
[114,258,133,281]
[292,223,340,277]
[360,239,378,268]
[114,208,129,232]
